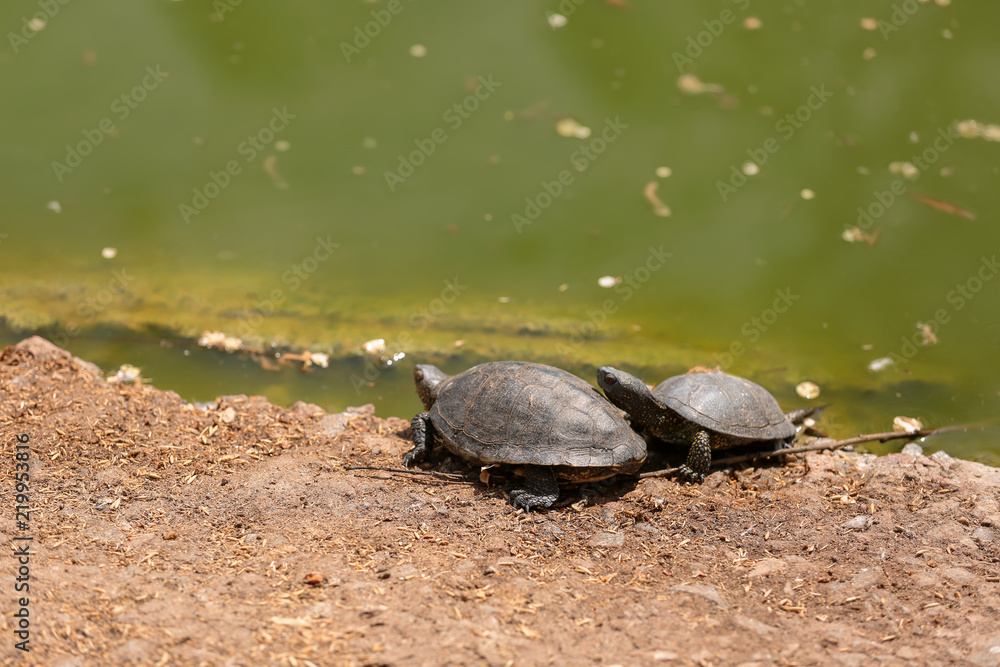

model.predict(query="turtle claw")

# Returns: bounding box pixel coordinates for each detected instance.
[507,466,559,511]
[507,488,555,512]
[676,465,706,484]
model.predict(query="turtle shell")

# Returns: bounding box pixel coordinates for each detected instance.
[429,361,645,472]
[652,371,796,441]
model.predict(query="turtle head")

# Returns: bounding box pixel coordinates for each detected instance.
[414,364,449,410]
[597,366,660,430]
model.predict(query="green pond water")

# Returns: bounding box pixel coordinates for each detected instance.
[1,1,998,464]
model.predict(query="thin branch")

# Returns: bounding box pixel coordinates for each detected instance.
[638,423,977,480]
[344,465,470,482]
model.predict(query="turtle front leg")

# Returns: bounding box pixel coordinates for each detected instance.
[508,466,560,512]
[404,412,434,466]
[678,430,713,482]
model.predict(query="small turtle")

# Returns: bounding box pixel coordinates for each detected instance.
[405,361,647,511]
[597,367,796,482]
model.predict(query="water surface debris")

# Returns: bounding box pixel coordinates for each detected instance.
[796,381,820,399]
[893,416,923,434]
[555,118,591,139]
[910,193,975,220]
[643,182,671,217]
[676,74,723,95]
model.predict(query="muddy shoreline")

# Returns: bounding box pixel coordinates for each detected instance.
[1,336,999,666]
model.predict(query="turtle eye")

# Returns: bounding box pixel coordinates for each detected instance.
[605,375,617,386]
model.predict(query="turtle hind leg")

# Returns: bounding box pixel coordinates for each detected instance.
[678,430,714,483]
[508,466,560,512]
[404,412,434,466]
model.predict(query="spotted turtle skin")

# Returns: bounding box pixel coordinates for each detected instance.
[405,361,647,511]
[597,367,796,482]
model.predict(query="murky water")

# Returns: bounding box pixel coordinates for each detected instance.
[1,1,998,463]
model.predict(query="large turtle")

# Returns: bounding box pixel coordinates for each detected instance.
[596,367,796,482]
[405,361,647,511]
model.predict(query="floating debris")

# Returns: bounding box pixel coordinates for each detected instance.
[911,192,975,220]
[742,162,760,176]
[547,12,568,28]
[558,283,569,292]
[842,227,880,245]
[263,155,288,189]
[362,338,386,356]
[281,350,329,370]
[916,322,938,346]
[643,182,671,217]
[862,47,877,61]
[199,331,244,352]
[409,44,427,58]
[888,161,919,180]
[796,381,821,399]
[860,17,878,30]
[46,201,62,213]
[893,415,923,434]
[107,364,142,385]
[868,357,894,372]
[597,276,621,288]
[676,73,723,95]
[275,140,290,152]
[743,16,762,29]
[655,166,672,178]
[101,247,118,259]
[555,117,591,139]
[800,188,815,200]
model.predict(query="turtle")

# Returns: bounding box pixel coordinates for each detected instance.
[404,361,647,511]
[596,367,797,482]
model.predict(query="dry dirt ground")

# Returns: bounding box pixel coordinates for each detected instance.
[1,336,1000,667]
